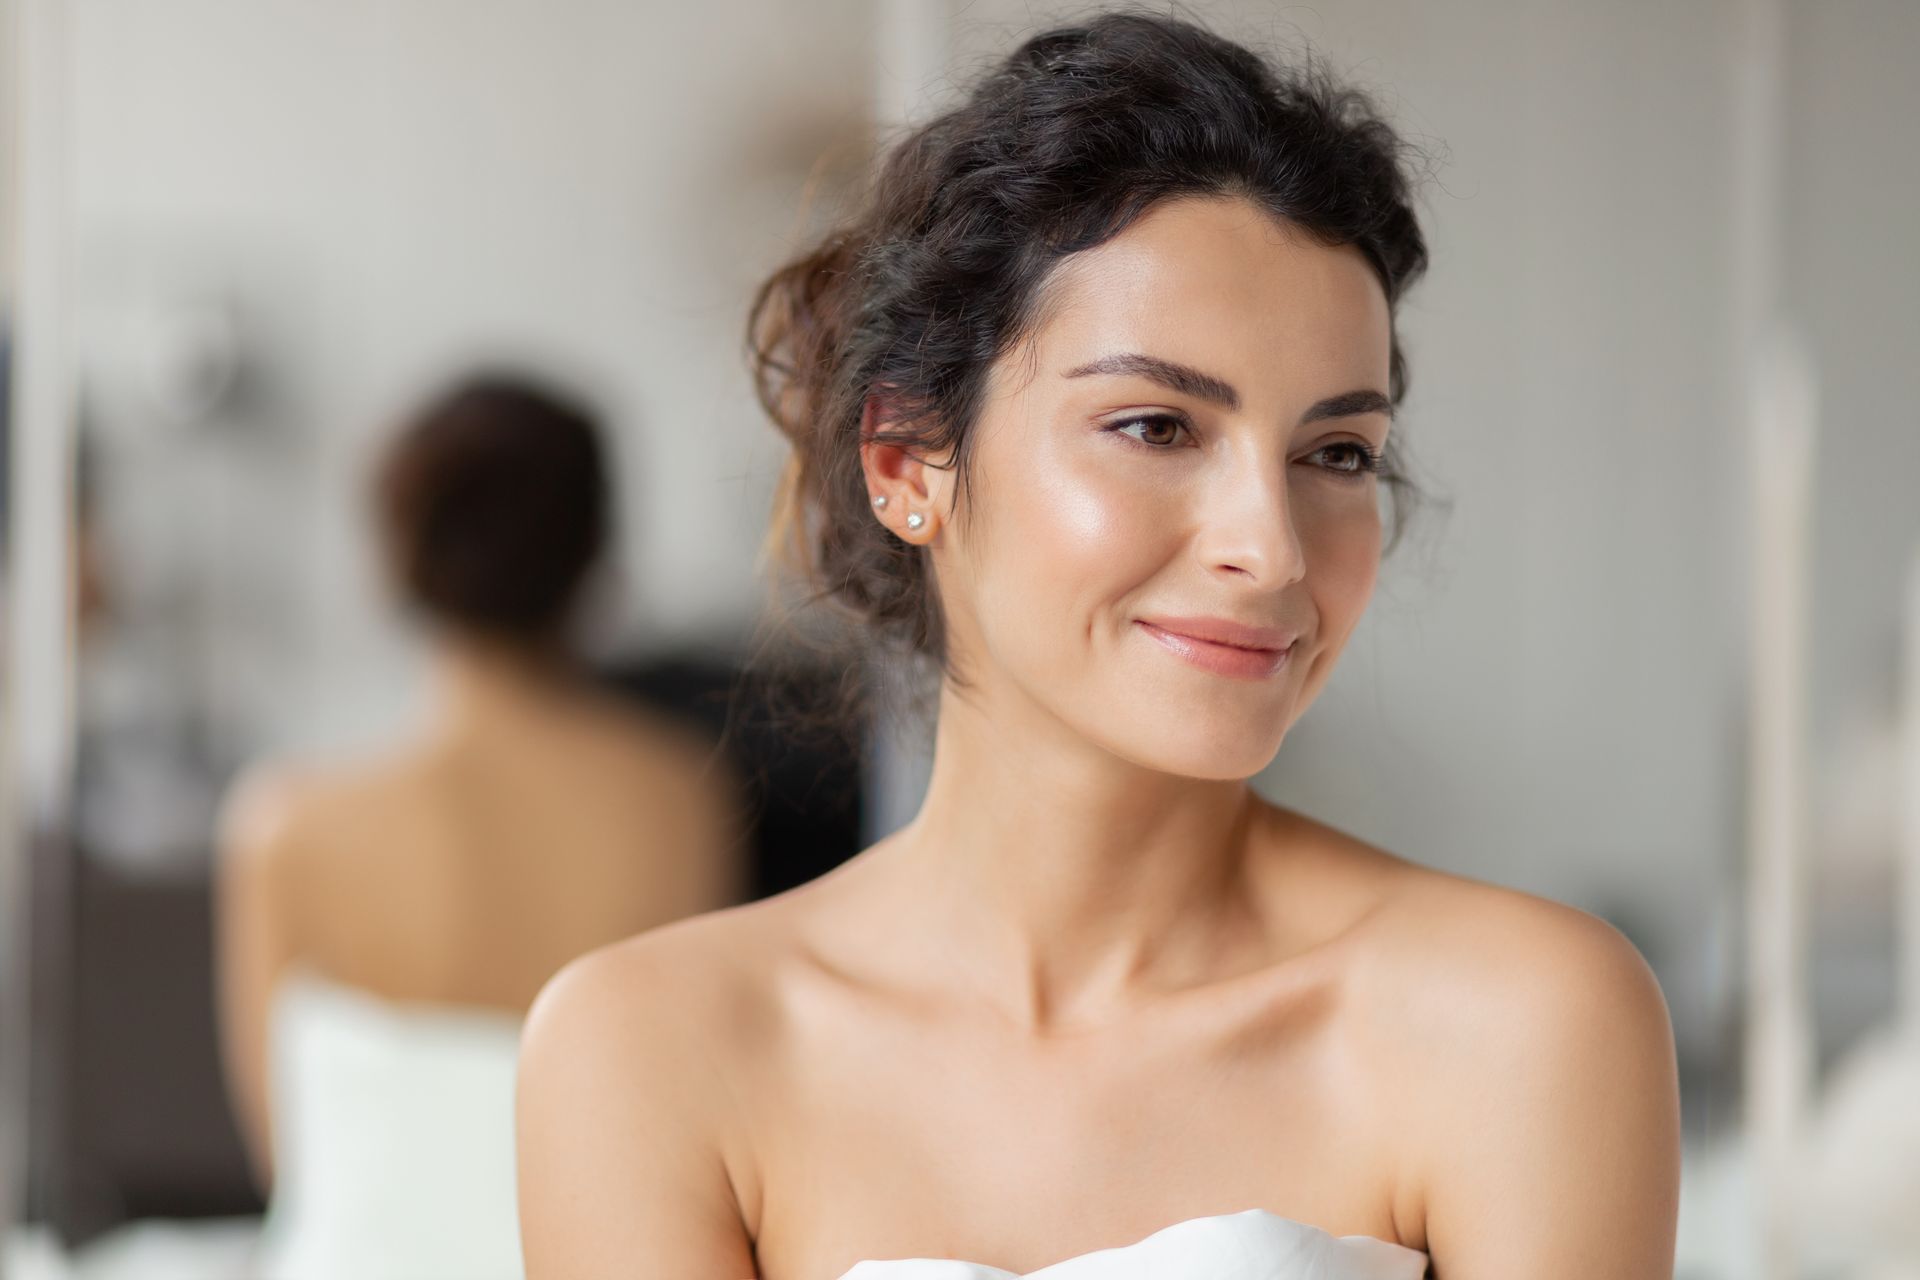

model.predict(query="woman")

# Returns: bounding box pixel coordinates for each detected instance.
[215,371,747,1278]
[517,14,1681,1279]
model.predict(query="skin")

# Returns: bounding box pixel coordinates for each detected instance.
[516,194,1682,1279]
[214,636,748,1192]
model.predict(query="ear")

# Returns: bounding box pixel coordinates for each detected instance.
[858,392,949,541]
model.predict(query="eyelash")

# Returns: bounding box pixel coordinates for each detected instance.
[1101,413,1387,478]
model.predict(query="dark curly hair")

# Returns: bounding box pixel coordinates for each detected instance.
[374,370,611,648]
[745,8,1431,741]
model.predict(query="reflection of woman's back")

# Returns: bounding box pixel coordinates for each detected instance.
[213,374,746,1280]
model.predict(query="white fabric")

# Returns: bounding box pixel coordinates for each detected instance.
[835,1208,1429,1279]
[1802,1018,1920,1275]
[254,968,526,1280]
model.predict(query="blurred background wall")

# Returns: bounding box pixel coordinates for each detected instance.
[1783,0,1920,1081]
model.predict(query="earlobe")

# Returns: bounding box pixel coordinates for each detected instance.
[859,390,949,544]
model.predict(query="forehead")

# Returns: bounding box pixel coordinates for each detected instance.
[1018,195,1391,400]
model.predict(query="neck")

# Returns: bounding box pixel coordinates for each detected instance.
[888,674,1265,1031]
[426,632,580,740]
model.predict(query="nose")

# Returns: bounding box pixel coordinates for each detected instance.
[1194,453,1307,586]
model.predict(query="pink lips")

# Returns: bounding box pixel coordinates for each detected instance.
[1135,617,1299,680]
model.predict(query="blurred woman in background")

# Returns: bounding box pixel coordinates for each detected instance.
[214,371,747,1279]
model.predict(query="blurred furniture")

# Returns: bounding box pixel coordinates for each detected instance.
[28,849,260,1246]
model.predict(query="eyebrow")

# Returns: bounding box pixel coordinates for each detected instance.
[1062,351,1395,424]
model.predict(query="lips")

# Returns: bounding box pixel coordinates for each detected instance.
[1135,615,1300,653]
[1134,617,1299,680]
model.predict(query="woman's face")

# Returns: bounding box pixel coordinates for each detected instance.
[916,194,1394,780]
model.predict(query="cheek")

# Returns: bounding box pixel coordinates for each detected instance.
[967,426,1182,661]
[1295,483,1382,635]
[1015,420,1178,567]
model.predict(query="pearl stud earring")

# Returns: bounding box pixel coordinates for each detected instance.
[871,494,888,510]
[906,512,925,531]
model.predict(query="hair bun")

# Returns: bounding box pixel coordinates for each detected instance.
[375,371,611,645]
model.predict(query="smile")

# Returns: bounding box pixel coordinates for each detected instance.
[1135,621,1296,680]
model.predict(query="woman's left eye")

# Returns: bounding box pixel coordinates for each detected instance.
[1103,413,1193,449]
[1309,441,1386,478]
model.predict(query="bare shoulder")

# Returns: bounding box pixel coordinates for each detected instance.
[523,894,786,1058]
[213,759,344,891]
[216,759,318,858]
[1287,811,1680,1273]
[216,753,414,864]
[516,884,834,1272]
[1268,805,1670,1048]
[520,877,817,1089]
[1403,882,1669,1100]
[1378,859,1667,1039]
[522,834,908,1065]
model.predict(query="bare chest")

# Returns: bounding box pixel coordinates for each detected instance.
[740,999,1405,1280]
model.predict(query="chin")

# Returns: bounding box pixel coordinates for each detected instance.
[1102,709,1290,782]
[1168,740,1287,782]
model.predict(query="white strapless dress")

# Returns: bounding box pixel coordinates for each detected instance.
[835,1208,1429,1279]
[253,969,526,1280]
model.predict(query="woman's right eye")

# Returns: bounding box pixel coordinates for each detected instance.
[1103,413,1193,449]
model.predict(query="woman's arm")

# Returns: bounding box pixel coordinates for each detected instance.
[210,766,305,1193]
[516,937,759,1279]
[1417,904,1682,1279]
